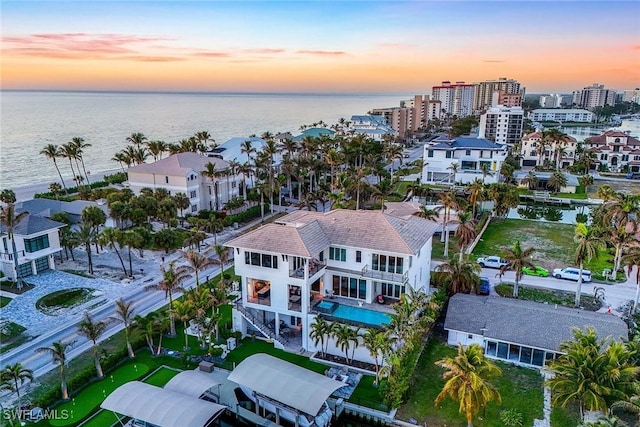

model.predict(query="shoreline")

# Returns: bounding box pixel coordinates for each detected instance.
[11,168,123,202]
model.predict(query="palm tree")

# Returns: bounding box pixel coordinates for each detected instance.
[98,227,127,275]
[74,223,96,274]
[310,317,330,357]
[434,257,480,295]
[622,247,640,313]
[547,328,640,420]
[40,144,68,194]
[371,179,395,212]
[35,340,74,400]
[573,223,605,307]
[70,137,92,185]
[334,324,356,364]
[466,179,484,218]
[60,142,79,189]
[361,328,390,386]
[115,299,136,358]
[521,171,539,190]
[0,197,28,288]
[416,206,440,221]
[547,171,568,193]
[144,262,190,336]
[438,189,461,258]
[172,299,195,351]
[596,184,617,202]
[1,363,33,409]
[453,211,477,262]
[133,314,156,353]
[127,132,147,147]
[147,140,167,161]
[183,250,216,288]
[240,140,256,186]
[77,311,109,378]
[153,313,170,355]
[435,343,502,427]
[500,240,535,298]
[213,244,230,279]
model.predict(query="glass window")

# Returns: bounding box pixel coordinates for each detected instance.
[356,251,361,263]
[388,256,396,273]
[250,252,260,266]
[379,255,387,272]
[372,254,379,270]
[486,341,497,357]
[340,276,349,296]
[262,254,272,268]
[508,344,520,361]
[24,235,50,253]
[427,150,434,158]
[446,151,452,158]
[497,342,508,359]
[332,276,340,296]
[349,278,358,298]
[340,248,346,262]
[520,347,533,365]
[2,238,7,252]
[244,252,250,264]
[396,258,403,274]
[319,251,324,262]
[532,349,545,366]
[358,279,367,300]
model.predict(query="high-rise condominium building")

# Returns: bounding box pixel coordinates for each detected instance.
[478,105,524,145]
[622,89,640,104]
[539,94,563,108]
[472,77,524,113]
[371,95,431,137]
[431,81,474,117]
[571,83,617,109]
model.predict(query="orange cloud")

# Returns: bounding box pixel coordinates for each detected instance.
[297,50,347,56]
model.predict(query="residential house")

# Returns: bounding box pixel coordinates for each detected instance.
[0,214,65,280]
[127,152,241,213]
[422,136,508,184]
[225,206,439,363]
[514,171,578,193]
[586,130,640,173]
[15,198,112,226]
[519,131,578,168]
[444,294,628,368]
[348,115,395,141]
[293,128,335,142]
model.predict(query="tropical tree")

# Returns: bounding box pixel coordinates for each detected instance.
[466,179,484,218]
[453,211,477,262]
[500,240,535,298]
[438,189,462,258]
[416,206,440,221]
[144,262,190,336]
[1,363,33,409]
[547,171,568,193]
[77,311,109,378]
[435,343,502,427]
[0,193,28,288]
[521,171,539,190]
[74,223,97,274]
[310,317,331,357]
[153,313,170,355]
[40,144,68,194]
[573,223,605,307]
[434,257,481,295]
[334,324,357,365]
[172,299,195,351]
[173,192,190,219]
[115,299,136,358]
[622,246,640,313]
[133,314,156,353]
[183,249,216,288]
[361,328,390,386]
[35,340,74,400]
[70,137,92,185]
[547,328,640,420]
[98,227,127,274]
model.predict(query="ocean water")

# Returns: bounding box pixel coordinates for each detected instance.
[0,91,406,189]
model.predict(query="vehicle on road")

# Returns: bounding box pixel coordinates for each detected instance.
[477,256,509,269]
[626,172,640,179]
[478,277,491,295]
[523,265,550,277]
[552,267,592,282]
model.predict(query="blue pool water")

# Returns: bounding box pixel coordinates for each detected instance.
[317,300,337,312]
[331,305,392,327]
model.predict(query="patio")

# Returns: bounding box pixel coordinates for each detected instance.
[325,366,363,399]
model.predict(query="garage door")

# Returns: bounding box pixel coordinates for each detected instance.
[35,256,50,273]
[522,160,537,167]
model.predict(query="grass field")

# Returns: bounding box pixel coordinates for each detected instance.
[0,296,12,308]
[397,339,544,427]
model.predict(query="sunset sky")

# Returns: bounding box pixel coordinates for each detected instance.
[1,1,638,94]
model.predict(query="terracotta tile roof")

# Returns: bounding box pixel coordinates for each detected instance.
[226,205,439,256]
[522,132,542,141]
[128,152,229,176]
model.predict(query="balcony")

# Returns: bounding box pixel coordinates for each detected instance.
[289,259,326,279]
[361,265,408,284]
[0,250,25,261]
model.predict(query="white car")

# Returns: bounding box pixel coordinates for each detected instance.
[476,256,509,269]
[552,267,592,282]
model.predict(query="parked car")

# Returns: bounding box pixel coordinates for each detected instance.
[552,267,592,282]
[625,172,640,179]
[477,256,509,269]
[522,265,550,277]
[478,277,491,295]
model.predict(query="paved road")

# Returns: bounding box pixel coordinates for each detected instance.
[433,260,639,311]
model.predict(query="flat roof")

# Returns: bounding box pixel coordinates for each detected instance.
[101,381,225,427]
[227,353,345,416]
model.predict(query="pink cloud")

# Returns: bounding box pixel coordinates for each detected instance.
[242,48,286,54]
[1,33,176,60]
[297,50,346,56]
[190,51,232,58]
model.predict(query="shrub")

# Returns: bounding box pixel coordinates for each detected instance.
[500,408,524,426]
[222,204,267,226]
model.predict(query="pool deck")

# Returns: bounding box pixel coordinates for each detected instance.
[320,295,396,314]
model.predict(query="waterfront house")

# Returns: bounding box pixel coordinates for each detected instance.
[421,135,508,184]
[15,198,113,227]
[348,115,395,141]
[293,127,336,142]
[127,152,241,213]
[224,205,439,363]
[0,214,65,280]
[519,131,578,169]
[586,130,640,173]
[444,294,628,368]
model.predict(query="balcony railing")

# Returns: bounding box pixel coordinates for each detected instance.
[289,259,326,279]
[0,250,25,261]
[361,265,408,284]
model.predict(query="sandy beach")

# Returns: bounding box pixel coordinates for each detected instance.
[12,168,123,202]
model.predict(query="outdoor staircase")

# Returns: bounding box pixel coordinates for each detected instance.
[234,303,301,352]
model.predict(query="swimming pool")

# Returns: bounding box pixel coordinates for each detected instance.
[314,301,391,328]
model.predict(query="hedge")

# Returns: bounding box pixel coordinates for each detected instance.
[222,204,268,226]
[34,172,128,200]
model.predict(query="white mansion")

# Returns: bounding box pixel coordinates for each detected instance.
[127,152,242,213]
[225,205,438,363]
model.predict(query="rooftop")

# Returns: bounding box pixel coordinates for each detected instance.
[444,294,628,352]
[0,213,66,236]
[429,136,507,150]
[128,152,229,176]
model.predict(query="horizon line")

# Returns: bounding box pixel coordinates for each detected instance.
[0,88,416,97]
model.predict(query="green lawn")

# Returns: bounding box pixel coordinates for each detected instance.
[226,339,327,374]
[161,303,233,355]
[141,366,181,387]
[348,374,388,411]
[495,284,599,311]
[397,340,543,427]
[0,296,12,308]
[48,363,150,426]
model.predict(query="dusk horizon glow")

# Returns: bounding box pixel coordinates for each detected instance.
[2,1,639,94]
